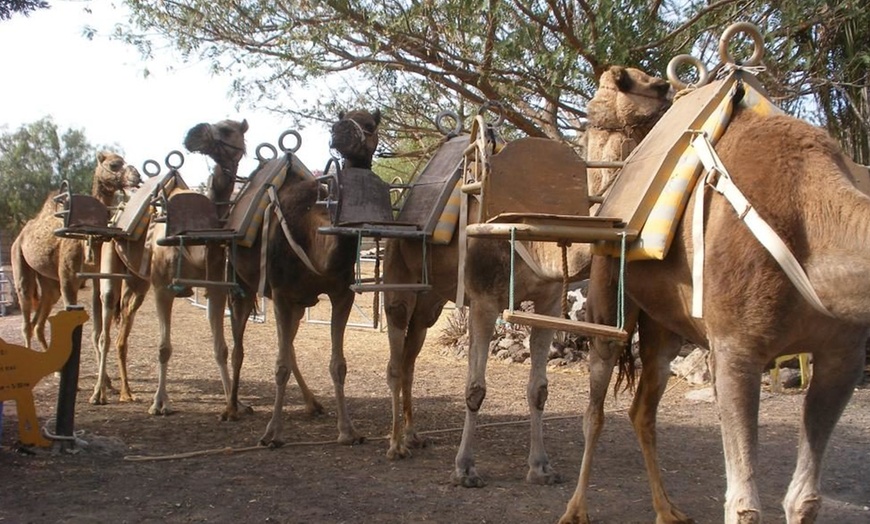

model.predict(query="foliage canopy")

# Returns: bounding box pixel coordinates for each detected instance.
[0,117,104,237]
[118,0,869,168]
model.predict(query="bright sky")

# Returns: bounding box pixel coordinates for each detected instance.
[0,1,332,187]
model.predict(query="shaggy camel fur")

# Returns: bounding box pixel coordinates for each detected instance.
[560,93,870,522]
[11,151,141,353]
[0,309,89,447]
[381,67,672,484]
[91,120,248,410]
[223,109,380,445]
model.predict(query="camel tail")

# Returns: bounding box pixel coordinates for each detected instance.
[613,339,638,395]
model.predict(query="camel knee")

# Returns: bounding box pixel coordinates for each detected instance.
[530,383,548,411]
[330,359,347,385]
[275,365,291,386]
[385,303,410,329]
[466,384,486,412]
[158,345,172,364]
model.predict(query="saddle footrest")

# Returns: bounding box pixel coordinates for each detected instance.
[77,272,135,280]
[502,311,629,341]
[467,213,635,243]
[318,225,426,240]
[170,278,240,289]
[349,283,432,294]
[54,226,126,241]
[157,229,238,246]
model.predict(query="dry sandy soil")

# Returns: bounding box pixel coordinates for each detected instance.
[1,290,869,523]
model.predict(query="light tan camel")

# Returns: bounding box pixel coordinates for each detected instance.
[381,67,672,485]
[91,120,248,410]
[0,308,89,447]
[11,151,141,354]
[223,109,380,445]
[559,86,870,522]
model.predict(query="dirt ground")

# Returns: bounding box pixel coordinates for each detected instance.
[1,290,869,524]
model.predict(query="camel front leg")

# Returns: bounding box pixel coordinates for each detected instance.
[451,298,499,488]
[149,288,175,415]
[711,341,764,524]
[560,257,636,524]
[783,342,864,523]
[92,244,121,405]
[224,286,256,421]
[328,289,363,445]
[260,296,307,447]
[631,315,692,524]
[525,324,562,485]
[115,278,148,402]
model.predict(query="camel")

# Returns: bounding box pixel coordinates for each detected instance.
[0,308,90,447]
[381,66,672,487]
[11,151,141,354]
[222,109,380,445]
[90,119,248,411]
[559,75,870,524]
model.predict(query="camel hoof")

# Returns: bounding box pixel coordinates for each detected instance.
[305,400,325,417]
[405,432,430,449]
[89,393,107,405]
[260,438,284,449]
[450,471,486,488]
[148,405,172,416]
[220,410,239,422]
[557,514,590,524]
[386,445,411,460]
[526,467,563,485]
[337,433,366,446]
[118,392,137,403]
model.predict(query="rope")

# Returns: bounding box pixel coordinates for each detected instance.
[372,237,381,328]
[119,375,697,463]
[560,243,569,318]
[508,226,516,313]
[355,230,363,285]
[617,232,627,331]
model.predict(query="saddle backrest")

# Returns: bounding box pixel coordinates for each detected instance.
[164,192,221,237]
[332,167,395,226]
[482,137,590,222]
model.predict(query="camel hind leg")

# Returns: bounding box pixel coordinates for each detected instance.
[631,314,692,523]
[260,296,311,447]
[115,277,149,402]
[149,287,175,415]
[11,237,37,349]
[782,339,864,524]
[33,277,61,351]
[327,288,363,445]
[224,285,257,421]
[385,289,445,459]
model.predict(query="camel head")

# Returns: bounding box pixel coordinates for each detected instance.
[330,109,381,169]
[183,118,249,173]
[587,66,673,136]
[93,151,143,197]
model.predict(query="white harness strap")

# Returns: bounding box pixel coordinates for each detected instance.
[690,132,832,318]
[258,186,322,297]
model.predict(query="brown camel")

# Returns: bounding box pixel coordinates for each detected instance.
[380,66,672,485]
[223,109,380,445]
[11,151,141,354]
[559,74,870,522]
[0,308,89,447]
[91,119,248,410]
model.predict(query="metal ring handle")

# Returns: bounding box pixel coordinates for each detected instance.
[477,100,505,127]
[278,130,302,153]
[719,22,764,66]
[435,110,463,136]
[165,150,184,169]
[666,54,711,90]
[256,143,278,162]
[142,159,161,178]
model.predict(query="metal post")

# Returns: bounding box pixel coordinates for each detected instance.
[54,304,85,451]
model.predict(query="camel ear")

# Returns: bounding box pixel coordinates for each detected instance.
[611,66,633,92]
[97,151,108,163]
[240,119,249,134]
[372,109,382,126]
[338,110,346,120]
